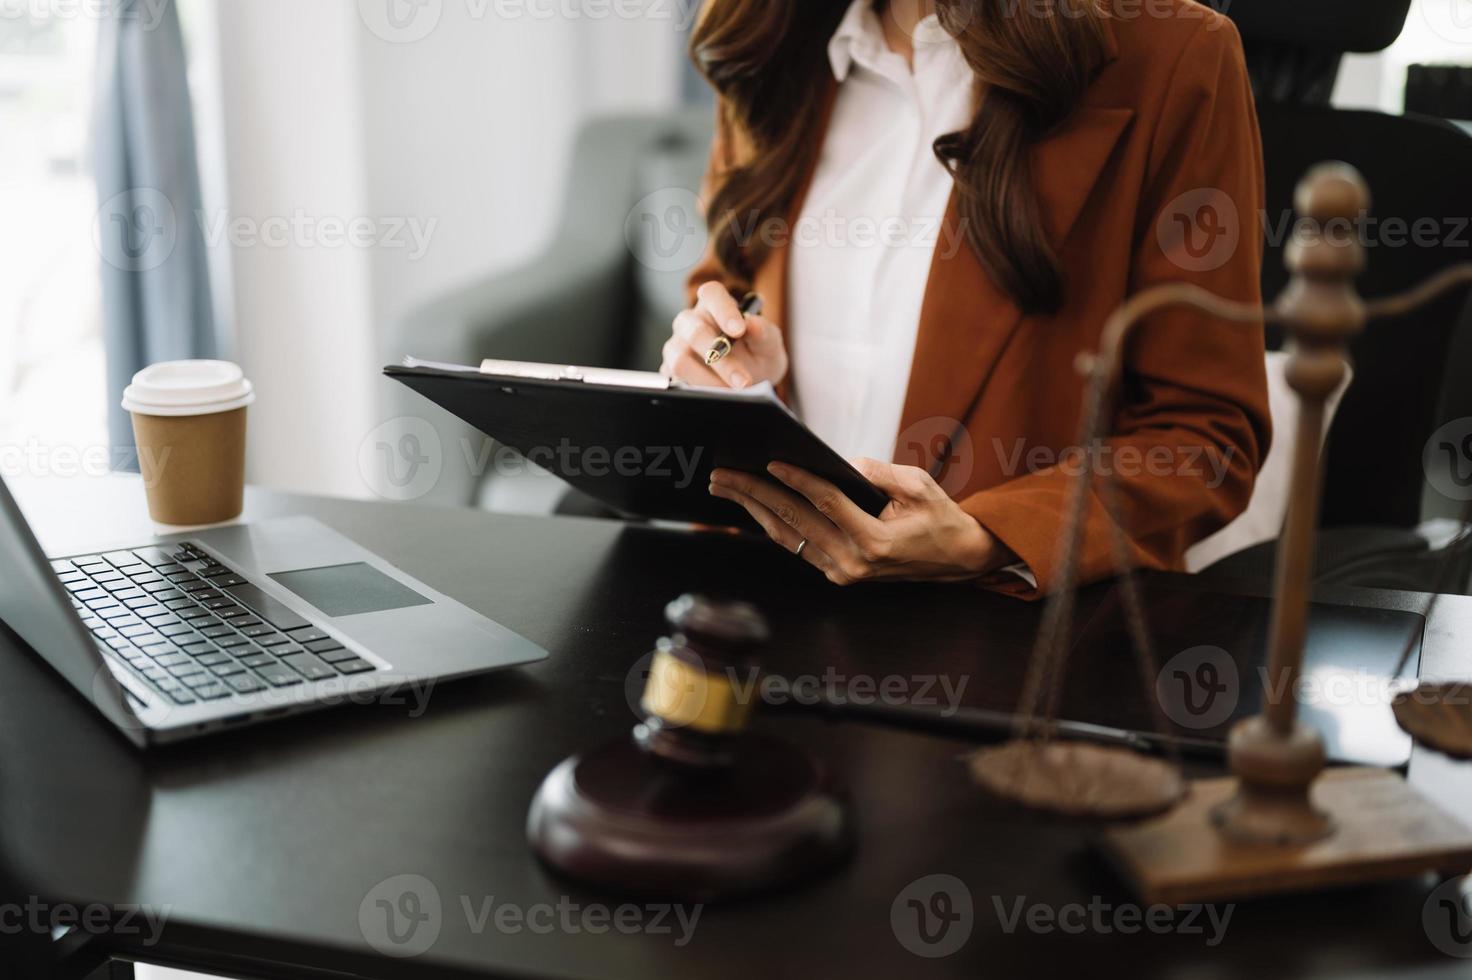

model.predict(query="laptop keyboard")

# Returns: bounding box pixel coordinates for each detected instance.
[52,543,378,707]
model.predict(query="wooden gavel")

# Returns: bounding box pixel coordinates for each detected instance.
[632,593,768,769]
[533,593,1156,903]
[527,594,851,902]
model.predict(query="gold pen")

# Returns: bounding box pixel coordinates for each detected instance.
[704,292,764,367]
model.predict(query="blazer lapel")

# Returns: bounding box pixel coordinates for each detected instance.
[896,102,1136,468]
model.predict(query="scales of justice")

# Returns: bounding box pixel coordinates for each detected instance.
[527,162,1472,906]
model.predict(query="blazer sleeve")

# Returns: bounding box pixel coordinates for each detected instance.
[962,20,1272,598]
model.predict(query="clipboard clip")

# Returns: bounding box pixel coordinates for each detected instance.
[477,359,684,391]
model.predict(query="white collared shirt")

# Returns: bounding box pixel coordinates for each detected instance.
[787,0,975,463]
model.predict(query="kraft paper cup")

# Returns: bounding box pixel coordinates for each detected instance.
[122,360,255,526]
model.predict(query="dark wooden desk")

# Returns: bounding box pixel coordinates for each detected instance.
[2,476,1469,979]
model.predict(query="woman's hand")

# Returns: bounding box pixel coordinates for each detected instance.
[661,282,789,390]
[708,458,1013,585]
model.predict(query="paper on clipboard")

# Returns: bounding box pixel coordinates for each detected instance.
[402,356,784,405]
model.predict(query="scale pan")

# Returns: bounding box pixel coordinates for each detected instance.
[1393,681,1472,760]
[970,740,1186,820]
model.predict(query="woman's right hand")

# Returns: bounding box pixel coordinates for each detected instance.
[660,282,789,390]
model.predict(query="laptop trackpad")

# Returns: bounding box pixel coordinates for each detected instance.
[269,563,433,618]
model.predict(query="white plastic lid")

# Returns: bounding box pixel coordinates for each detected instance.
[121,360,256,417]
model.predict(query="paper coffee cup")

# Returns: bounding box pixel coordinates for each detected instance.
[123,360,255,526]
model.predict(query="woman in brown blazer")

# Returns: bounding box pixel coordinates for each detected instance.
[661,0,1271,598]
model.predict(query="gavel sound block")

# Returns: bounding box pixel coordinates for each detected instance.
[526,595,853,902]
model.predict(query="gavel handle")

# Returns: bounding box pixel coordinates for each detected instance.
[768,696,1224,760]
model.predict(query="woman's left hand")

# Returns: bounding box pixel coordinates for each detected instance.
[708,459,1012,585]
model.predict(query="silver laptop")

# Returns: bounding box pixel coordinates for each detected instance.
[0,475,547,746]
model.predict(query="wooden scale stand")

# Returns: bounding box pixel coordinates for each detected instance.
[529,163,1472,906]
[976,162,1472,904]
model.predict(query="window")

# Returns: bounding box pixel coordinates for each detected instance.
[1339,0,1472,115]
[1401,0,1472,63]
[0,9,106,472]
[0,3,222,480]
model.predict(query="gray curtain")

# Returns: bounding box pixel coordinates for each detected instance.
[93,0,217,463]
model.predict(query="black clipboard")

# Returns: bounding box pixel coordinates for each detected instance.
[384,361,890,526]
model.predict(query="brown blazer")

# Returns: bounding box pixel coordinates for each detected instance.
[686,3,1270,598]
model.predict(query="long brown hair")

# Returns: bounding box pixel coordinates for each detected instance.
[691,0,1109,316]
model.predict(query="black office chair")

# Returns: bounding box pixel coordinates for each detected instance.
[1204,0,1472,594]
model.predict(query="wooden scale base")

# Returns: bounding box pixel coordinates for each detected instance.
[1101,768,1472,905]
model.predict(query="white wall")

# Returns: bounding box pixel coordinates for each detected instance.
[354,2,685,337]
[204,0,683,498]
[210,0,377,498]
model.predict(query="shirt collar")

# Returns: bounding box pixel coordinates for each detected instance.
[911,13,953,48]
[828,0,958,82]
[828,0,881,83]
